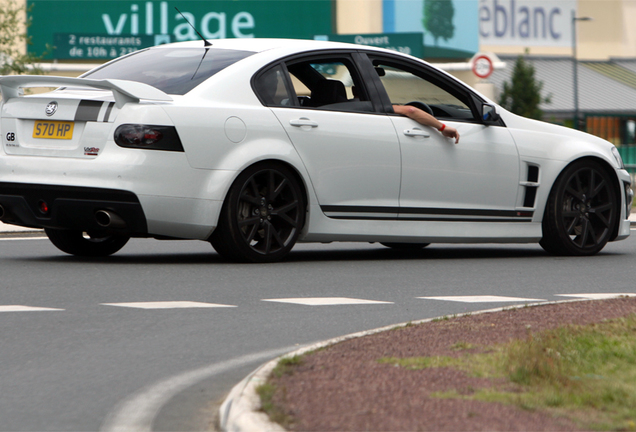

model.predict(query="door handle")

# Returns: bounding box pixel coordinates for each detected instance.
[403,128,430,138]
[290,118,318,128]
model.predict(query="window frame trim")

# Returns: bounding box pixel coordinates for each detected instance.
[362,52,486,124]
[251,49,382,114]
[252,62,297,108]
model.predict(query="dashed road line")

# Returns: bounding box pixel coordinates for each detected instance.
[418,295,546,303]
[0,294,633,314]
[101,301,237,309]
[556,293,636,300]
[0,236,48,241]
[0,305,64,312]
[262,297,394,306]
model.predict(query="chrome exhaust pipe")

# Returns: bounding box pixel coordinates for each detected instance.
[95,210,126,229]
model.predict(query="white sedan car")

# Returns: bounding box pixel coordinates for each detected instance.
[0,39,632,262]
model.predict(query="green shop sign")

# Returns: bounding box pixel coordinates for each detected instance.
[53,34,156,60]
[321,33,424,58]
[27,0,333,60]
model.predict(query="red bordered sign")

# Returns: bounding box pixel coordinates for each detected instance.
[472,55,494,79]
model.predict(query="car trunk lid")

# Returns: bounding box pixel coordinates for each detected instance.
[0,76,172,159]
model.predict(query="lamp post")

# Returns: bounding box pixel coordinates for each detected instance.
[572,11,592,130]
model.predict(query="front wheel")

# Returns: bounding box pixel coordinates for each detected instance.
[210,163,306,263]
[540,160,618,256]
[45,229,130,257]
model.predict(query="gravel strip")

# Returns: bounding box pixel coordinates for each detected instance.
[264,297,636,431]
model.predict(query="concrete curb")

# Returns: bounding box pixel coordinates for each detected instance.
[218,297,617,432]
[217,314,452,432]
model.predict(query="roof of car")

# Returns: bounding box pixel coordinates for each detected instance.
[150,38,387,54]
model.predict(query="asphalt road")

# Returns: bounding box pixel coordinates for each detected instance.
[0,233,634,431]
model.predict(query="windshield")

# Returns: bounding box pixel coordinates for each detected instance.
[83,47,255,95]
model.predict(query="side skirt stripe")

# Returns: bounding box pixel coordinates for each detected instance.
[321,205,533,222]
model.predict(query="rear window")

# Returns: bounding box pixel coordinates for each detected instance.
[83,47,254,95]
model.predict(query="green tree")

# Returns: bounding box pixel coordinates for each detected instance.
[0,0,46,75]
[423,0,455,46]
[499,54,551,120]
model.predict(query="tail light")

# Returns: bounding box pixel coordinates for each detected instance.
[114,124,184,152]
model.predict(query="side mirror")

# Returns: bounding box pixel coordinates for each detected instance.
[482,103,500,124]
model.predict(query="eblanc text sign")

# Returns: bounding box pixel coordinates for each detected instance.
[479,0,576,47]
[27,1,332,60]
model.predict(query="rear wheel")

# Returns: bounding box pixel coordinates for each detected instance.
[540,160,618,256]
[210,163,305,263]
[45,229,130,257]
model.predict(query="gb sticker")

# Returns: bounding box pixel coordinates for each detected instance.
[5,132,18,147]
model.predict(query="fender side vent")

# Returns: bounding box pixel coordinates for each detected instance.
[522,165,540,208]
[523,186,538,208]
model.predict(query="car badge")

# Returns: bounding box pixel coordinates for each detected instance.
[45,101,58,116]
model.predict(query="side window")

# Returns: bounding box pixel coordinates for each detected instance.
[285,58,374,113]
[372,60,476,121]
[254,64,293,106]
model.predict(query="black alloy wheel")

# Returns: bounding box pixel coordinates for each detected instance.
[540,160,618,256]
[211,163,305,263]
[45,228,130,257]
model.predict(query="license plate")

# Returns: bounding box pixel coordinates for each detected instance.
[33,121,74,140]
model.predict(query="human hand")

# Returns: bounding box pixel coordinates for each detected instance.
[440,124,460,144]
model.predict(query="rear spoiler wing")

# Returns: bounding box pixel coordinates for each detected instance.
[0,75,172,108]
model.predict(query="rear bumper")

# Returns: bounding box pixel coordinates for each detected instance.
[0,182,148,235]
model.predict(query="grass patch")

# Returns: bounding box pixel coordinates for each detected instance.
[381,314,636,431]
[256,382,294,429]
[256,355,305,429]
[271,355,304,378]
[451,341,477,351]
[379,355,466,369]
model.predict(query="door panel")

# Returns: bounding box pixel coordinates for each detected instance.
[272,108,401,210]
[255,55,402,214]
[366,55,522,219]
[391,117,520,215]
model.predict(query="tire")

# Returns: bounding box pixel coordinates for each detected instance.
[540,160,618,256]
[210,163,306,263]
[45,229,130,257]
[380,242,430,250]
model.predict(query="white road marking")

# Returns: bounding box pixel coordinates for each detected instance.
[0,305,63,312]
[0,236,48,241]
[0,294,630,314]
[556,293,636,299]
[262,297,393,306]
[418,295,546,303]
[101,301,236,309]
[99,345,301,432]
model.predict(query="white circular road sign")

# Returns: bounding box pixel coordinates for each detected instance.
[472,55,494,79]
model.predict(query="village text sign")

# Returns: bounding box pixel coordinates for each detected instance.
[28,0,332,59]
